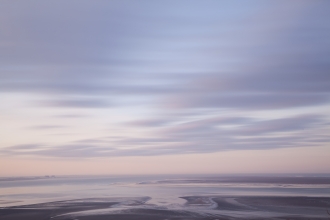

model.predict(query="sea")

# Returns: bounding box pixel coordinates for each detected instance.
[1,174,330,219]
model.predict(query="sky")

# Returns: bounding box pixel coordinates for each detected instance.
[1,0,330,176]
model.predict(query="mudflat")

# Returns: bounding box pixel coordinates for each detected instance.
[1,196,330,220]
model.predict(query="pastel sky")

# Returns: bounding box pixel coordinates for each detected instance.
[1,0,330,176]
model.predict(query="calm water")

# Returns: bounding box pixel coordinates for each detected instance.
[1,174,330,208]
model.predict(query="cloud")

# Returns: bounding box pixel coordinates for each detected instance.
[0,1,329,112]
[125,119,171,127]
[231,115,322,136]
[28,125,68,130]
[5,144,44,151]
[40,98,112,108]
[1,114,328,158]
[0,1,330,159]
[166,93,328,110]
[53,114,89,118]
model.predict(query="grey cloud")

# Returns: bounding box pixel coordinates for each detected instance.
[1,1,330,158]
[41,98,112,108]
[161,115,320,138]
[125,119,171,127]
[0,0,329,112]
[0,1,143,66]
[233,115,323,136]
[0,0,183,102]
[168,88,329,111]
[169,58,330,109]
[0,72,179,95]
[126,116,252,129]
[162,2,330,110]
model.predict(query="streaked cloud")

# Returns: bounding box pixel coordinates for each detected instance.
[1,114,328,158]
[40,98,112,108]
[27,125,68,130]
[0,0,329,160]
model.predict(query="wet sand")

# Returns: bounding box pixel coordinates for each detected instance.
[1,196,330,220]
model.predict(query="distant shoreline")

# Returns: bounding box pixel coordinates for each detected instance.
[2,175,330,184]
